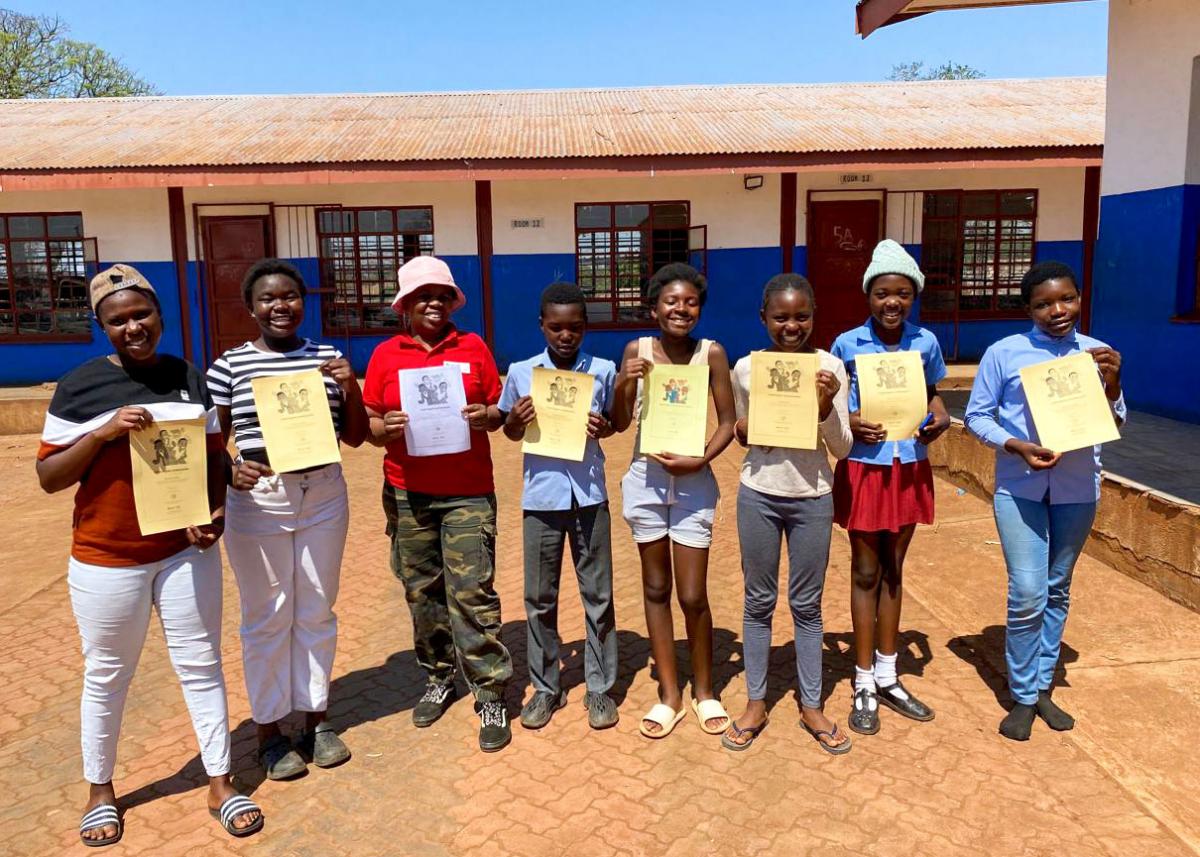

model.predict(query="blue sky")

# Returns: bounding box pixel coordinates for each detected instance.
[13,1,1109,95]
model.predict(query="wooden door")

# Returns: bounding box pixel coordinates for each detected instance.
[807,200,881,350]
[202,216,273,362]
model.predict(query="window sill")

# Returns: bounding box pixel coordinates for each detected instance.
[0,333,93,345]
[586,321,660,332]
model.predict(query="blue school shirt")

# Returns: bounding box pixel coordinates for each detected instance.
[964,326,1127,505]
[831,319,947,465]
[499,349,616,512]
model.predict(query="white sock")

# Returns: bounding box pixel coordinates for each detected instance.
[875,651,909,699]
[854,665,876,693]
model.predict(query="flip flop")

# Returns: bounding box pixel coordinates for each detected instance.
[79,804,122,848]
[720,718,768,752]
[691,698,730,735]
[803,720,853,756]
[639,703,686,739]
[209,794,264,838]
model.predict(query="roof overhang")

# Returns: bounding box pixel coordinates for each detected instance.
[0,147,1103,192]
[856,0,1090,38]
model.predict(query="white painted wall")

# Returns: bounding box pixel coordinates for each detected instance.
[1104,0,1200,195]
[0,188,171,261]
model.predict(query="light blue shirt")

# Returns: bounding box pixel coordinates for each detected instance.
[964,326,1127,504]
[499,349,616,512]
[831,319,948,464]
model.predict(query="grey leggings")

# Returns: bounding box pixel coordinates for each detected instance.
[736,484,834,709]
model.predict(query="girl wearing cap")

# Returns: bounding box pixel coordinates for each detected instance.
[362,255,514,752]
[830,240,951,737]
[36,265,263,847]
[207,259,367,780]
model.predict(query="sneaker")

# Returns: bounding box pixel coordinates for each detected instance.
[584,691,619,730]
[298,724,351,768]
[477,700,512,752]
[258,734,307,780]
[412,679,457,728]
[848,687,880,735]
[520,690,566,729]
[876,681,935,722]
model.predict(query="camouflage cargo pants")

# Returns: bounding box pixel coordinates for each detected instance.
[382,484,512,702]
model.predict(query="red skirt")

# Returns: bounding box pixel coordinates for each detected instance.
[833,458,935,533]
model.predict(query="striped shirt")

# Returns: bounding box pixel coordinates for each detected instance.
[207,339,345,464]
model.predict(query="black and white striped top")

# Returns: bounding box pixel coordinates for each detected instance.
[207,339,344,463]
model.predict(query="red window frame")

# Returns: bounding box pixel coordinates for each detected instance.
[919,189,1038,320]
[574,201,704,329]
[315,205,434,335]
[0,212,98,343]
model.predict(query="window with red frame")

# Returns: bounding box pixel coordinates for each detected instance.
[0,213,97,340]
[316,207,434,333]
[575,202,705,326]
[920,190,1037,318]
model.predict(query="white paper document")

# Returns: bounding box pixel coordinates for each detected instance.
[398,365,471,457]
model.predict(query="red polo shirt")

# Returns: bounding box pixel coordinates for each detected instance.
[363,327,502,496]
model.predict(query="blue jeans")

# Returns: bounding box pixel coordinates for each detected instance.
[993,493,1096,705]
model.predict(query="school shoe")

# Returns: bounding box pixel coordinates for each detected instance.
[848,688,880,735]
[297,723,351,768]
[412,679,457,728]
[520,690,567,729]
[477,700,512,752]
[584,691,619,730]
[258,734,308,780]
[876,681,935,722]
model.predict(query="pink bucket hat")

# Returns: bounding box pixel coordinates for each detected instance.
[391,256,466,312]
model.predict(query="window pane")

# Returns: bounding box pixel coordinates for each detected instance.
[962,192,997,218]
[395,208,433,232]
[47,215,84,238]
[8,216,44,239]
[0,218,6,239]
[923,192,958,217]
[356,209,393,233]
[920,289,956,314]
[615,204,650,228]
[652,203,688,229]
[960,219,997,311]
[318,210,353,234]
[576,205,610,228]
[1000,192,1036,216]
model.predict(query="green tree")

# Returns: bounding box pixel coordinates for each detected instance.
[0,8,159,99]
[888,61,985,82]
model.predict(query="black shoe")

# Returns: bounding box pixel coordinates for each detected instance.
[412,679,457,728]
[1036,690,1075,731]
[477,700,512,752]
[848,688,880,735]
[876,681,935,722]
[520,690,566,729]
[258,734,307,780]
[1000,703,1037,741]
[584,691,619,730]
[298,723,351,768]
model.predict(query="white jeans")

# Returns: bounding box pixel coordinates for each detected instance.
[68,544,231,784]
[224,463,349,724]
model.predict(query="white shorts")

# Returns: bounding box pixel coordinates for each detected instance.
[621,456,720,549]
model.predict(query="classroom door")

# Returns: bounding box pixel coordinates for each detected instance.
[202,215,273,362]
[807,200,881,350]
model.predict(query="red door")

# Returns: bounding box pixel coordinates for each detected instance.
[807,200,881,350]
[202,216,273,362]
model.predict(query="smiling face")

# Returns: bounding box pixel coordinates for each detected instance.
[1026,276,1080,338]
[249,273,305,340]
[403,284,458,338]
[761,288,815,352]
[96,289,162,364]
[867,274,916,333]
[540,301,587,363]
[651,280,702,339]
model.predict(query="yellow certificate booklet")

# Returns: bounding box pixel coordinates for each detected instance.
[857,350,927,441]
[1019,352,1121,453]
[523,366,593,462]
[251,370,341,473]
[748,351,820,450]
[129,416,212,536]
[639,363,710,457]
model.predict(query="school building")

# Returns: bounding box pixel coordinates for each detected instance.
[858,0,1200,422]
[0,76,1108,404]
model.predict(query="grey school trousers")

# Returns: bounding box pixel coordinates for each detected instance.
[737,484,834,709]
[522,502,617,696]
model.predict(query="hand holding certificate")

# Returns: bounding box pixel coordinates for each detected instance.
[857,350,927,441]
[251,370,341,473]
[639,363,709,457]
[523,366,592,462]
[1020,352,1121,453]
[748,351,819,450]
[399,365,471,456]
[129,416,212,536]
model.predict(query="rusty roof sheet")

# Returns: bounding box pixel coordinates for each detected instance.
[0,77,1104,171]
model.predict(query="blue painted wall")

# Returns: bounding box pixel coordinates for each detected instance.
[1092,184,1200,422]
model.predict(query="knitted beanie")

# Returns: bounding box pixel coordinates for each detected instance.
[862,239,924,293]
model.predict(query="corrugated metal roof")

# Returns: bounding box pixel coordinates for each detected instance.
[0,77,1104,171]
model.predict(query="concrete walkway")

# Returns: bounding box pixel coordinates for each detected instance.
[1,426,1198,857]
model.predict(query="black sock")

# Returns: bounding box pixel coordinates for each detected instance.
[1036,691,1075,731]
[999,703,1036,741]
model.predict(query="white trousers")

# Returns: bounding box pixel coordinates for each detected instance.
[223,462,349,724]
[68,544,231,784]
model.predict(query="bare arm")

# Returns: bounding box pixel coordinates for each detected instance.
[610,340,645,433]
[702,342,736,464]
[36,406,151,493]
